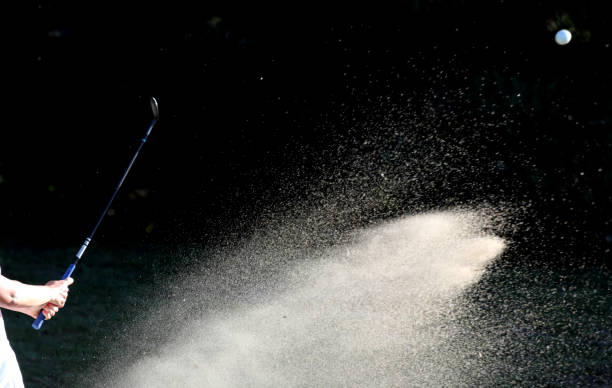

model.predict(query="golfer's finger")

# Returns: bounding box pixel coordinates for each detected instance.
[45,304,59,319]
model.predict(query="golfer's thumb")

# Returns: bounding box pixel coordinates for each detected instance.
[64,277,74,286]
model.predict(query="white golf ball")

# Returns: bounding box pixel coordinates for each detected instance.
[555,29,572,45]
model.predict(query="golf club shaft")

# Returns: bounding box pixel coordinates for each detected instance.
[32,98,159,330]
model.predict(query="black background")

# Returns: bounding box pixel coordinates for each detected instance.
[1,1,611,268]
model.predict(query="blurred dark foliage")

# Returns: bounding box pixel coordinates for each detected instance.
[0,0,611,268]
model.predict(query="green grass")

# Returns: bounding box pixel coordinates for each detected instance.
[2,244,611,387]
[0,243,165,387]
[454,261,612,386]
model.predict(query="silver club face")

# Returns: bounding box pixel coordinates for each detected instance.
[150,97,160,119]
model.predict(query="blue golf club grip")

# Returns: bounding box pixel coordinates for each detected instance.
[32,264,76,330]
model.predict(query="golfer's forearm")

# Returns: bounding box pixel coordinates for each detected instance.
[0,279,52,308]
[1,304,39,318]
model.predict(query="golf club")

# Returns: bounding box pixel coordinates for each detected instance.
[32,96,160,330]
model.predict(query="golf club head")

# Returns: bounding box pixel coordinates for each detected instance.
[150,97,160,120]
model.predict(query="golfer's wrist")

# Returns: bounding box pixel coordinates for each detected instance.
[43,285,59,304]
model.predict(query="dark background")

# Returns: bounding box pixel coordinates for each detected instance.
[1,0,611,269]
[0,2,611,386]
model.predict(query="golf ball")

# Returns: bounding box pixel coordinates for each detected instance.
[555,29,572,45]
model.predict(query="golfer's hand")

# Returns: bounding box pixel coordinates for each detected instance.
[45,277,74,307]
[42,303,60,320]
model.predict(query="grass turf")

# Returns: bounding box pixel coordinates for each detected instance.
[0,243,161,387]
